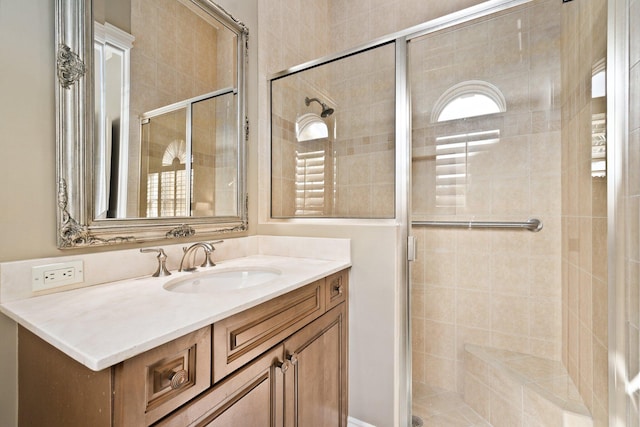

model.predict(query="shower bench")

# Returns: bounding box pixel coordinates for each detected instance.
[463,344,593,426]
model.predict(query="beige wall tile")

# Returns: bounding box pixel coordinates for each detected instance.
[424,285,456,323]
[579,270,593,329]
[424,320,456,358]
[457,252,492,290]
[457,290,491,329]
[412,316,426,354]
[424,354,457,391]
[530,255,562,298]
[492,331,530,355]
[578,325,594,393]
[592,341,608,409]
[424,253,457,287]
[491,294,530,336]
[591,277,608,347]
[491,253,531,296]
[412,350,426,384]
[530,297,561,341]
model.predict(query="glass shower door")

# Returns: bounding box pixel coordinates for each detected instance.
[408,0,564,423]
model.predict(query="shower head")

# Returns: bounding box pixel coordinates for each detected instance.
[305,96,334,118]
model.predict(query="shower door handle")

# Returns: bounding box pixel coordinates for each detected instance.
[407,236,417,261]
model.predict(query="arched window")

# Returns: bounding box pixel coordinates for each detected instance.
[431,80,506,123]
[430,81,506,208]
[147,140,189,217]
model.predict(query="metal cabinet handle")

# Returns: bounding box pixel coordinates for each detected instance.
[276,360,291,373]
[169,369,188,390]
[287,353,298,366]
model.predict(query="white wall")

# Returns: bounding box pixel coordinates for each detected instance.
[0,2,56,425]
[257,223,403,426]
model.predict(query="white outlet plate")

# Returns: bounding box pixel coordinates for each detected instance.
[32,260,84,292]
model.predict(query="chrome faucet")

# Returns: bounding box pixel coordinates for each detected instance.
[178,240,223,272]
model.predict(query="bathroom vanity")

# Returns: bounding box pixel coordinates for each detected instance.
[3,254,349,427]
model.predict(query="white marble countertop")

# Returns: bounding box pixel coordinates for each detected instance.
[0,255,350,371]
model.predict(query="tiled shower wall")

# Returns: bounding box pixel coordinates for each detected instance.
[410,0,563,392]
[560,0,608,425]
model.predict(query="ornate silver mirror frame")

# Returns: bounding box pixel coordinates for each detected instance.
[55,0,248,248]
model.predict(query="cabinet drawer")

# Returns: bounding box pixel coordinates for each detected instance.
[325,270,348,311]
[212,279,325,382]
[114,326,211,426]
[154,346,284,427]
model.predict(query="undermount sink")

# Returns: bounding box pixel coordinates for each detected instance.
[163,267,282,294]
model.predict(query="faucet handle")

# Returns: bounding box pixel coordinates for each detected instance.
[201,240,223,268]
[140,248,172,277]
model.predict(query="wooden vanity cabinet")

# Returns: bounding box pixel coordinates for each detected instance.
[17,269,348,427]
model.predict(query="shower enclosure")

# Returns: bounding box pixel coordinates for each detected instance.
[269,0,612,425]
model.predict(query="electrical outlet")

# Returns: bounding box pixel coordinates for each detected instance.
[32,260,84,292]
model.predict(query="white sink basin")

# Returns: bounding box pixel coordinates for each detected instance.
[163,267,282,294]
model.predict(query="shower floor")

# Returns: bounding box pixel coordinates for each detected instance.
[412,382,491,427]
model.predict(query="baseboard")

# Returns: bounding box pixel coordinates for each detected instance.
[347,416,376,427]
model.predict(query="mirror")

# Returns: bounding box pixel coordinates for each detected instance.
[55,0,248,248]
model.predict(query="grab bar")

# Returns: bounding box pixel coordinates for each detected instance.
[411,218,543,232]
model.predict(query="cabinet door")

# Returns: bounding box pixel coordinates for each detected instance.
[283,304,348,427]
[155,346,285,427]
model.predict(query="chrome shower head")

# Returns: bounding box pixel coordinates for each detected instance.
[321,105,334,118]
[305,96,334,117]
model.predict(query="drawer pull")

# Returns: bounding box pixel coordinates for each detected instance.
[287,353,298,366]
[331,277,343,295]
[169,369,188,390]
[276,360,291,373]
